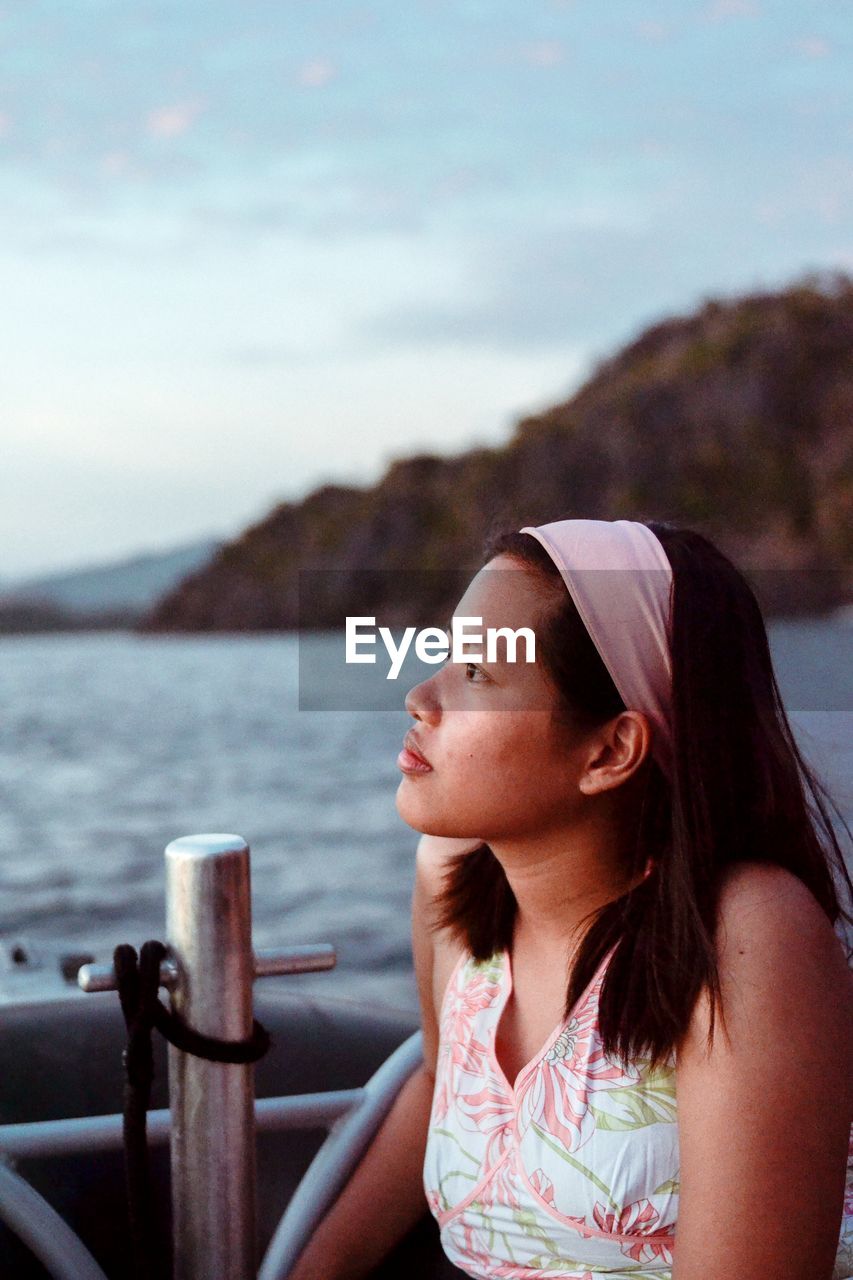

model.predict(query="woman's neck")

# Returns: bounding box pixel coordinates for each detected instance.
[489,801,639,950]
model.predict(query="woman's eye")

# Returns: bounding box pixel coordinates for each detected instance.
[464,662,489,682]
[437,636,488,682]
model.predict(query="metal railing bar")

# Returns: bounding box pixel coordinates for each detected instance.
[0,1161,110,1280]
[0,1089,366,1159]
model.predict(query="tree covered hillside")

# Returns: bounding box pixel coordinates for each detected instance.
[143,273,853,630]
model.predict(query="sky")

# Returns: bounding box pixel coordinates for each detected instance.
[1,0,851,578]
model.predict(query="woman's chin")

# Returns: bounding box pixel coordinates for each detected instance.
[394,784,454,834]
[394,789,478,840]
[395,783,430,830]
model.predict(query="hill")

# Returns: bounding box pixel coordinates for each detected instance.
[143,272,853,631]
[1,539,221,631]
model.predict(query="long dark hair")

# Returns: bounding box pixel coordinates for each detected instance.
[434,522,853,1067]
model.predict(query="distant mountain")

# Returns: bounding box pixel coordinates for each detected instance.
[143,272,853,630]
[1,539,221,629]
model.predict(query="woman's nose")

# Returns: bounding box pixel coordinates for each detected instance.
[405,673,441,723]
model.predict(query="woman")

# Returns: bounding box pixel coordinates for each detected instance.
[290,517,853,1280]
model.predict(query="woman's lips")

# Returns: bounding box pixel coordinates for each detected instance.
[398,732,433,774]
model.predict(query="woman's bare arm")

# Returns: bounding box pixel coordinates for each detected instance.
[673,862,853,1280]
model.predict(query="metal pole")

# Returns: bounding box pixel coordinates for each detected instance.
[165,833,256,1280]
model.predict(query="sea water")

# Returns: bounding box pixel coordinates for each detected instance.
[0,621,849,1011]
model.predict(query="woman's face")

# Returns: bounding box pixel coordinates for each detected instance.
[396,554,590,842]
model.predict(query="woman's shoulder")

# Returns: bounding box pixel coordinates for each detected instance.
[714,859,849,965]
[687,859,852,1053]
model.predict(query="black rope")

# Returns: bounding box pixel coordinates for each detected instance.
[113,940,271,1280]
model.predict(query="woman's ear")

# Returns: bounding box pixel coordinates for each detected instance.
[578,711,652,795]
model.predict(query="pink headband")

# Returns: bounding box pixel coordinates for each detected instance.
[519,519,674,777]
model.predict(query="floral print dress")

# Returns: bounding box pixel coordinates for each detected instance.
[423,947,853,1280]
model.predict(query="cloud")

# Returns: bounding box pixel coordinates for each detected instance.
[831,246,853,272]
[226,343,324,367]
[146,100,205,139]
[753,154,852,229]
[638,138,669,157]
[297,59,338,88]
[635,21,674,44]
[490,40,568,70]
[186,183,423,241]
[182,157,509,244]
[791,36,831,59]
[704,0,760,19]
[360,223,674,353]
[518,41,566,68]
[101,151,132,177]
[811,192,842,225]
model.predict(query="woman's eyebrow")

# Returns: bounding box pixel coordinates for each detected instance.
[442,618,504,669]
